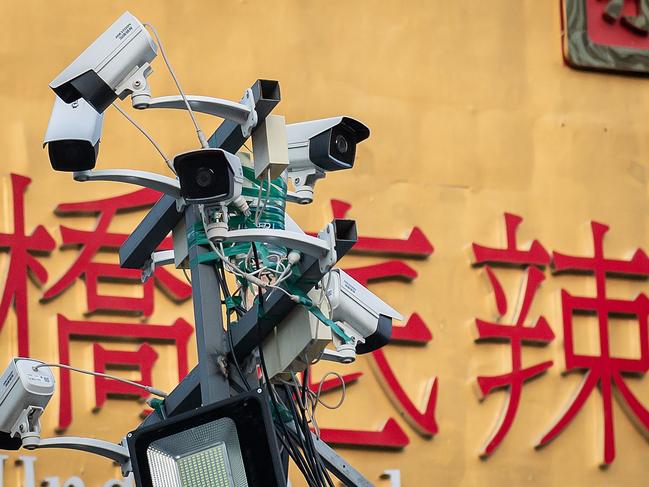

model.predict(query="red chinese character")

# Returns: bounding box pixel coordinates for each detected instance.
[0,174,55,356]
[306,199,436,448]
[56,314,193,431]
[472,213,554,458]
[92,343,158,410]
[537,222,649,465]
[43,189,191,315]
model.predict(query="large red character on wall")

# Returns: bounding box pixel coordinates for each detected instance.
[0,174,55,356]
[472,213,554,457]
[537,222,649,465]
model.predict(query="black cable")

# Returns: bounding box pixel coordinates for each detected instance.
[297,372,334,487]
[251,245,325,486]
[216,262,251,391]
[284,383,325,487]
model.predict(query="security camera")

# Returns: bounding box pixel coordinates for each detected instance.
[0,358,55,449]
[174,148,244,204]
[44,96,104,172]
[325,269,402,356]
[49,11,157,113]
[286,116,369,204]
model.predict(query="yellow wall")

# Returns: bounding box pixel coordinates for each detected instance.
[1,0,649,485]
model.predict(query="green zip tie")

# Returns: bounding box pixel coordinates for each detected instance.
[284,287,352,343]
[149,398,166,420]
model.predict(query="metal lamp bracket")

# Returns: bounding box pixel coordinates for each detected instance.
[26,436,131,474]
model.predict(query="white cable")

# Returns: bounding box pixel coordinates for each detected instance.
[32,363,168,398]
[312,371,346,410]
[144,22,209,149]
[112,102,175,174]
[254,172,273,227]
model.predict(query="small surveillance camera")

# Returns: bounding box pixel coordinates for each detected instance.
[286,116,369,204]
[0,358,55,449]
[325,269,402,354]
[173,148,244,204]
[43,96,104,172]
[49,11,157,113]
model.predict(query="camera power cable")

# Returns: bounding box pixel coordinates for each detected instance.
[144,22,209,149]
[111,101,175,174]
[32,362,168,398]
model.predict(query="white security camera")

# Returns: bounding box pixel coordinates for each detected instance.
[325,269,402,357]
[286,116,369,204]
[49,11,157,113]
[44,96,104,172]
[173,148,244,204]
[0,358,55,448]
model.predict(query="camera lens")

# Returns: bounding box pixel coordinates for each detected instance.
[195,167,215,188]
[335,135,349,154]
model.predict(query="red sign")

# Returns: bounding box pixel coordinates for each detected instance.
[562,0,649,73]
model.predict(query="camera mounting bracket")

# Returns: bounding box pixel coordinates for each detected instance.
[130,83,258,136]
[73,169,182,200]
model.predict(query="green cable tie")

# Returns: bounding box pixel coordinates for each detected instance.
[149,398,166,420]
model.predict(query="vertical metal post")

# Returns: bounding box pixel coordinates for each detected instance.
[185,206,230,405]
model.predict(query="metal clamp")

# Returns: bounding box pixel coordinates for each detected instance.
[141,250,175,282]
[240,88,258,137]
[317,223,338,273]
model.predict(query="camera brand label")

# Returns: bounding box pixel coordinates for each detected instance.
[115,23,133,41]
[25,373,51,385]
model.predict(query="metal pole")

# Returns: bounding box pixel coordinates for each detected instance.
[185,206,230,405]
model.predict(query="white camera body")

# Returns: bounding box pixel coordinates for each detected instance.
[44,96,104,172]
[49,11,157,113]
[325,269,402,355]
[173,148,244,205]
[0,359,54,439]
[286,116,369,204]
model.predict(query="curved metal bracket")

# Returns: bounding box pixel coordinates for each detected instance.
[30,436,130,466]
[136,94,251,125]
[223,228,330,258]
[73,169,181,199]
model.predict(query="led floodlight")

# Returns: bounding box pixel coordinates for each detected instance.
[173,148,243,204]
[127,391,284,487]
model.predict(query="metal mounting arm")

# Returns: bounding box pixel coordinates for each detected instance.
[73,169,181,199]
[132,85,258,137]
[135,95,251,124]
[26,436,130,468]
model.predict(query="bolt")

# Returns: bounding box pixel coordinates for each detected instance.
[257,388,262,394]
[133,80,142,88]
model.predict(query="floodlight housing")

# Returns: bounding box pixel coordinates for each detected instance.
[127,391,284,487]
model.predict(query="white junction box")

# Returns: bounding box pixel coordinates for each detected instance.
[252,114,289,180]
[263,297,332,379]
